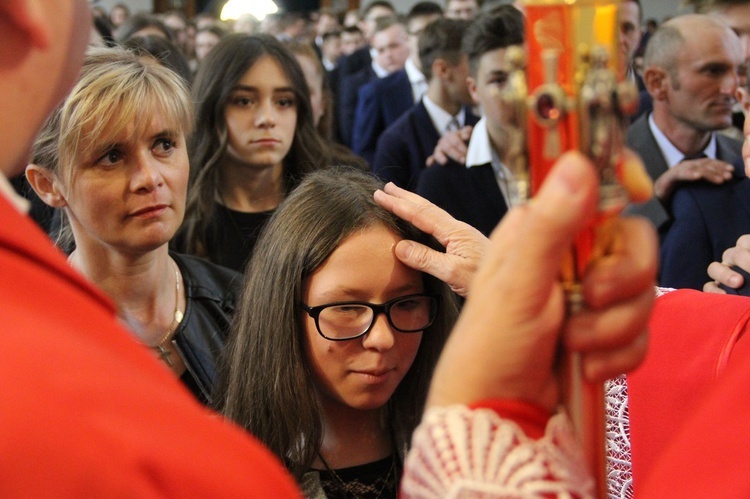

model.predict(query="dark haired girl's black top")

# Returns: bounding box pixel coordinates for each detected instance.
[203,203,275,273]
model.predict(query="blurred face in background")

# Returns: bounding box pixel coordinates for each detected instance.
[468,47,516,155]
[360,5,394,41]
[322,34,342,65]
[163,13,188,51]
[445,55,473,107]
[316,12,340,38]
[341,30,365,55]
[344,9,361,28]
[110,5,129,27]
[445,0,478,20]
[195,29,222,62]
[372,24,410,73]
[619,0,642,63]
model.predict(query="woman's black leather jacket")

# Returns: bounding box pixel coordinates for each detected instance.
[171,252,243,406]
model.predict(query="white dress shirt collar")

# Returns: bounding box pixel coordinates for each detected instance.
[371,59,390,78]
[422,95,465,136]
[648,113,717,168]
[465,117,515,208]
[465,117,492,167]
[405,58,428,103]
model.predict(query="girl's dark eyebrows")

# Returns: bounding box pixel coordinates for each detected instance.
[230,84,257,92]
[231,84,295,93]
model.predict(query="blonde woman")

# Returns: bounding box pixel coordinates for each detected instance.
[27,47,242,405]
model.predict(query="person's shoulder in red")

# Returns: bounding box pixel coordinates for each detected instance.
[0,187,300,496]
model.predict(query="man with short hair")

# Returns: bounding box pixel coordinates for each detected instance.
[321,30,343,71]
[337,0,395,80]
[338,15,409,146]
[351,2,443,162]
[445,0,480,20]
[372,18,477,191]
[690,1,750,292]
[417,6,525,236]
[372,16,411,73]
[313,8,340,61]
[329,24,367,142]
[341,25,366,55]
[620,0,644,89]
[697,0,750,131]
[627,14,743,232]
[334,1,397,144]
[619,0,654,121]
[627,15,745,289]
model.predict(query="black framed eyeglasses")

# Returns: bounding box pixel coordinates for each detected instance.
[300,293,441,341]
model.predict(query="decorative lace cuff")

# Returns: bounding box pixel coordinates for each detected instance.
[401,405,594,498]
[468,399,552,440]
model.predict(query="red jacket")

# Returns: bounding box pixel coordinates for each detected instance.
[0,193,300,496]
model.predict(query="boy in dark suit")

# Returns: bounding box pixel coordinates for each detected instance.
[338,15,408,146]
[416,6,524,236]
[352,2,444,163]
[372,18,477,191]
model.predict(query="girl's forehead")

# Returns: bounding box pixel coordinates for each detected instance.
[237,55,293,87]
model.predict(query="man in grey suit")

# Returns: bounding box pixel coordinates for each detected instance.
[626,14,743,231]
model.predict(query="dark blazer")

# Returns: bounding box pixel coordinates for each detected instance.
[630,74,652,122]
[416,161,507,237]
[332,46,371,124]
[635,71,646,93]
[337,46,371,84]
[337,65,377,146]
[659,163,750,290]
[352,69,415,164]
[372,101,479,192]
[625,114,743,231]
[631,89,652,123]
[326,64,343,143]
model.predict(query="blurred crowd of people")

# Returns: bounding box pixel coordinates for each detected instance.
[6,0,750,497]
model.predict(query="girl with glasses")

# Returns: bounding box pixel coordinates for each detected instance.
[215,168,459,497]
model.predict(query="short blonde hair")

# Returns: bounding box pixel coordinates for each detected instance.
[56,46,193,185]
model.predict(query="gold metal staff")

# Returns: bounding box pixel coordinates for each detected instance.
[510,1,639,495]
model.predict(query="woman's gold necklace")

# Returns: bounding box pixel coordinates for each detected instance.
[150,259,183,367]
